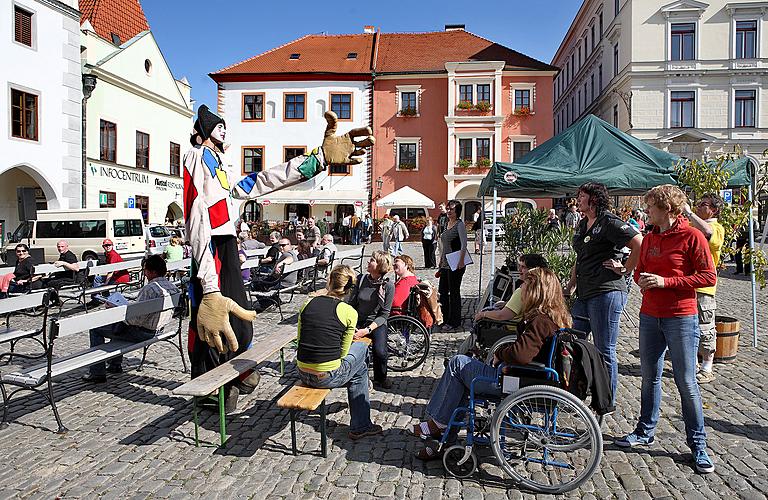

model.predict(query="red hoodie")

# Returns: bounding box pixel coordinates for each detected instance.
[634,216,716,318]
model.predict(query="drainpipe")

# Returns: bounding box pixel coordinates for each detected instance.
[81,73,97,208]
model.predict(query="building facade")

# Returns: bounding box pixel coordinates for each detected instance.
[80,0,193,225]
[554,0,768,168]
[1,0,82,240]
[210,34,374,224]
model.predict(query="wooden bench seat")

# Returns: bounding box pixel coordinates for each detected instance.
[277,384,331,457]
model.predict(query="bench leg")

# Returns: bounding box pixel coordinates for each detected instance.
[320,400,327,458]
[46,376,67,434]
[289,408,297,456]
[218,386,227,447]
[138,346,149,371]
[192,397,200,447]
[280,348,285,376]
[0,383,8,430]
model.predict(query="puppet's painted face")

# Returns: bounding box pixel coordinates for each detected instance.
[210,123,226,144]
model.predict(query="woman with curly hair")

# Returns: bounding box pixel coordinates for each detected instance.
[566,181,642,403]
[615,184,716,474]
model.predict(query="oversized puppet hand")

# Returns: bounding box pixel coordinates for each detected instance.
[321,111,375,166]
[197,292,256,354]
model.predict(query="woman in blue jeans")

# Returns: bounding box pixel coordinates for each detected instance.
[296,265,382,440]
[566,182,642,403]
[615,185,716,474]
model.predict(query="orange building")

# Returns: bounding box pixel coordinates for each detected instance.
[372,27,558,220]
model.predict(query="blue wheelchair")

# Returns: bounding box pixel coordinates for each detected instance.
[437,328,603,494]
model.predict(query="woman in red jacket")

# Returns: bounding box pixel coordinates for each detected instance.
[391,255,419,315]
[615,185,717,475]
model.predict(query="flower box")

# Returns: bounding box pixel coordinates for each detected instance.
[474,101,492,112]
[399,107,418,117]
[476,157,492,168]
[514,105,533,117]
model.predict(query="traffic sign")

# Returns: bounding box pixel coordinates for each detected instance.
[127,197,135,209]
[721,189,733,204]
[354,200,363,207]
[99,193,108,205]
[309,200,315,206]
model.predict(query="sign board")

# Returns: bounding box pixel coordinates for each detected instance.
[503,171,519,183]
[99,192,108,206]
[721,189,733,204]
[309,200,315,206]
[261,200,271,206]
[354,200,364,207]
[127,197,135,209]
[325,210,332,217]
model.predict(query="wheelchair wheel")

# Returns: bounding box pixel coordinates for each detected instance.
[442,445,478,479]
[490,385,602,494]
[484,335,518,364]
[386,316,430,372]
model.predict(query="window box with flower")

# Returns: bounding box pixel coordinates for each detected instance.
[514,105,533,117]
[399,106,418,117]
[474,101,492,113]
[476,157,492,168]
[456,158,473,168]
[456,100,474,111]
[398,162,417,171]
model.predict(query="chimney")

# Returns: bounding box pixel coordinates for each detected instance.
[363,25,375,34]
[444,24,465,31]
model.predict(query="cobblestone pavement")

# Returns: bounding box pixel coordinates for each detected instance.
[0,242,767,499]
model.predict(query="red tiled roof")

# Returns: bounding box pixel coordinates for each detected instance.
[213,34,375,75]
[212,29,556,79]
[80,0,150,45]
[376,30,557,73]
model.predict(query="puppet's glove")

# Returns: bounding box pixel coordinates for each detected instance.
[321,111,375,167]
[197,292,256,354]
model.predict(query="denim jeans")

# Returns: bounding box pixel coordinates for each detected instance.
[392,240,403,256]
[635,313,707,452]
[298,341,373,433]
[89,322,156,376]
[351,228,361,245]
[425,354,503,425]
[572,290,626,403]
[369,324,388,382]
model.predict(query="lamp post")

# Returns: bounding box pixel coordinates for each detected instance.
[375,176,383,219]
[81,74,97,209]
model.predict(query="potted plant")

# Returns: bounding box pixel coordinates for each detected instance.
[399,162,417,170]
[476,157,492,168]
[399,106,417,117]
[456,100,474,110]
[456,158,473,168]
[514,105,533,117]
[474,101,492,113]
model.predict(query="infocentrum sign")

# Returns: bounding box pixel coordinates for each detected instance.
[90,164,183,191]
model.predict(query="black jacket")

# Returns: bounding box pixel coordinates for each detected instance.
[559,338,614,416]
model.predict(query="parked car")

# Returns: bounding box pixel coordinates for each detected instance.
[165,226,185,241]
[145,224,171,256]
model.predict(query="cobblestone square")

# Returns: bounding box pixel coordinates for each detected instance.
[0,242,766,499]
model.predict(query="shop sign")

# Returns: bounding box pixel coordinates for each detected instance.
[99,192,108,205]
[354,200,363,207]
[262,200,271,206]
[309,200,315,206]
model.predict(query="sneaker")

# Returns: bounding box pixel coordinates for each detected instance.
[614,432,654,448]
[235,371,261,395]
[696,370,715,384]
[694,449,715,474]
[348,423,383,440]
[224,385,239,414]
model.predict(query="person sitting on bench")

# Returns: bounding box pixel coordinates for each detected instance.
[251,238,297,292]
[7,243,43,294]
[408,268,571,460]
[296,265,382,440]
[45,240,82,306]
[316,234,337,269]
[82,255,179,383]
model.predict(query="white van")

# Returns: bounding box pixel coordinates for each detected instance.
[5,208,146,263]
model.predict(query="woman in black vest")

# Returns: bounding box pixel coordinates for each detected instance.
[296,265,382,440]
[437,200,468,330]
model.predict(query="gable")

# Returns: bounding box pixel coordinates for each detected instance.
[660,0,710,16]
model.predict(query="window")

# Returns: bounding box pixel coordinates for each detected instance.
[37,220,106,239]
[99,120,116,162]
[135,195,149,224]
[10,88,37,141]
[613,104,619,127]
[110,33,120,45]
[242,147,264,174]
[330,93,352,120]
[476,138,490,161]
[735,90,756,127]
[401,91,417,113]
[513,142,531,162]
[599,64,603,91]
[599,12,603,39]
[284,146,306,162]
[398,143,417,170]
[284,93,306,120]
[243,94,264,121]
[99,191,116,208]
[113,219,143,238]
[671,91,695,128]
[570,54,575,79]
[590,74,595,102]
[170,142,180,176]
[459,85,473,104]
[14,5,32,47]
[736,20,757,59]
[591,24,596,49]
[613,43,619,77]
[289,53,300,60]
[515,90,531,111]
[578,90,582,113]
[477,84,491,103]
[671,23,696,61]
[584,82,588,105]
[347,52,357,59]
[329,164,350,175]
[459,138,472,161]
[136,131,149,169]
[615,0,620,17]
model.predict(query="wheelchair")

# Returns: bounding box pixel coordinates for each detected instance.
[436,328,603,494]
[386,285,432,372]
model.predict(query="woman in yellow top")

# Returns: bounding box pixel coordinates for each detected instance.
[296,265,383,440]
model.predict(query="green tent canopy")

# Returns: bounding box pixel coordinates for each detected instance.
[478,114,752,197]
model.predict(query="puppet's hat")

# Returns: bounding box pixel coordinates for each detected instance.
[192,105,225,142]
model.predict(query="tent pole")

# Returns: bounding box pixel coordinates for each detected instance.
[749,185,758,347]
[479,195,485,299]
[490,188,498,307]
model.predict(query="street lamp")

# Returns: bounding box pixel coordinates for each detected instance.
[375,176,384,219]
[81,74,97,208]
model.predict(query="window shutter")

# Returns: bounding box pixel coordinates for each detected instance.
[15,7,32,47]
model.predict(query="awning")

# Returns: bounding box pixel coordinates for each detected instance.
[376,186,435,208]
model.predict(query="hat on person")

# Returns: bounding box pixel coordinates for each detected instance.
[102,239,113,246]
[190,104,225,145]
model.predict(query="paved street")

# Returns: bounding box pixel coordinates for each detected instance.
[0,242,767,499]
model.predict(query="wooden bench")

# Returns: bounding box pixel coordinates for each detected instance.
[65,259,145,310]
[0,289,185,433]
[277,337,371,457]
[0,292,50,363]
[172,325,297,447]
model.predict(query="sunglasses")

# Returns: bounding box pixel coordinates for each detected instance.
[103,244,112,248]
[279,243,290,247]
[15,250,27,254]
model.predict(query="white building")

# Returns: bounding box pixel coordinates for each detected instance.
[80,0,193,225]
[1,0,82,240]
[554,0,768,166]
[210,34,373,224]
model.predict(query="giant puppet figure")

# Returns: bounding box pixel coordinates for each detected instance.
[184,105,373,410]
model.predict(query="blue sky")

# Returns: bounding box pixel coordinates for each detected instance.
[143,0,581,110]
